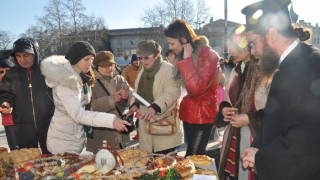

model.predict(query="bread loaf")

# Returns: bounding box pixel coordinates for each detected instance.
[174,159,195,178]
[187,155,213,167]
[0,148,41,166]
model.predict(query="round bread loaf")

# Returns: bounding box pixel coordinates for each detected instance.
[187,155,213,167]
[174,159,195,177]
[118,149,147,168]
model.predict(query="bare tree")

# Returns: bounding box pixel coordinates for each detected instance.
[37,0,69,54]
[178,0,194,25]
[140,8,160,27]
[141,0,197,28]
[22,0,109,57]
[0,31,15,50]
[165,0,179,20]
[194,0,210,30]
[24,23,60,57]
[65,0,86,40]
[79,14,108,46]
[155,4,169,26]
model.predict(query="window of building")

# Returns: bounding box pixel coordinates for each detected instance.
[117,49,123,57]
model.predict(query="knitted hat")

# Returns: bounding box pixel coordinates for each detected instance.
[93,51,116,66]
[65,41,96,65]
[10,38,35,56]
[131,54,138,63]
[137,40,162,55]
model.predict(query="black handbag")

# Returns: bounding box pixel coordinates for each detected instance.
[97,79,135,134]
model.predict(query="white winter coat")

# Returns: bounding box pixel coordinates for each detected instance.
[41,55,116,154]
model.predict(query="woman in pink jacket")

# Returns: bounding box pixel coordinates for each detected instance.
[165,19,221,157]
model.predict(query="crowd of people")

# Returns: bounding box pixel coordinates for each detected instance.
[0,0,320,179]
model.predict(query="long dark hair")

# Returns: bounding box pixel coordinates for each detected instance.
[164,19,199,46]
[164,19,200,81]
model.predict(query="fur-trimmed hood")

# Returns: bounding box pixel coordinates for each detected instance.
[41,55,79,89]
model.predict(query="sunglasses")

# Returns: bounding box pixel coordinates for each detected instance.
[138,55,154,61]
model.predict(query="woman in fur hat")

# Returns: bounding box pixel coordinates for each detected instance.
[126,40,183,154]
[164,19,221,157]
[214,25,273,180]
[41,41,131,154]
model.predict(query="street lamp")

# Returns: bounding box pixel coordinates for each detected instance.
[224,0,228,60]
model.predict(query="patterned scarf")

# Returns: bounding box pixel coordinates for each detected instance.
[80,71,93,138]
[234,57,260,113]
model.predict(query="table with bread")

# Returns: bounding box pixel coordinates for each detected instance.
[0,145,218,179]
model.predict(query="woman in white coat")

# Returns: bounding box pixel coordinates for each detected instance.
[41,41,130,154]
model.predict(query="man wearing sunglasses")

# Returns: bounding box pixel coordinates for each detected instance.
[241,0,320,179]
[0,38,55,154]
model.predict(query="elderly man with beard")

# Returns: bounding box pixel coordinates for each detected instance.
[240,0,320,180]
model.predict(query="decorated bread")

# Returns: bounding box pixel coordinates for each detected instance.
[174,159,195,178]
[0,148,41,166]
[118,149,147,168]
[187,155,213,167]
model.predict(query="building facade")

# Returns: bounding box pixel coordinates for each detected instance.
[202,18,240,58]
[60,16,319,64]
[108,26,165,60]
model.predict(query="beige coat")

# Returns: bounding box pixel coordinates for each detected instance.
[87,69,132,153]
[132,61,184,153]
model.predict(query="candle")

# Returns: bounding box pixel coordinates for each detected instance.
[131,92,151,107]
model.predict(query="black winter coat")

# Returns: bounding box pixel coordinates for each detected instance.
[252,43,320,180]
[0,43,54,133]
